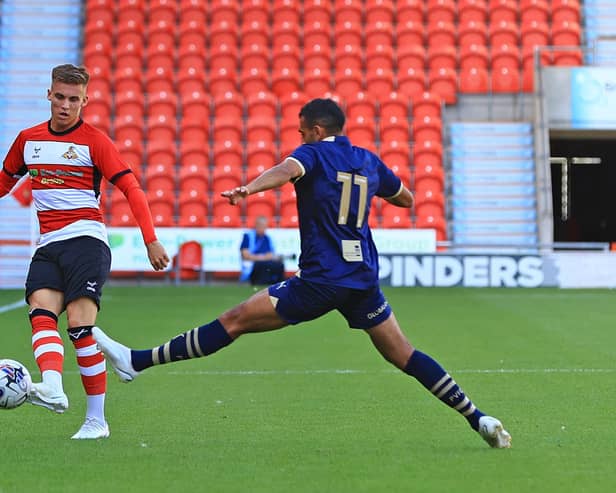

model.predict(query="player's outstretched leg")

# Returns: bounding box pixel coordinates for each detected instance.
[68,326,110,440]
[92,320,234,383]
[404,350,511,449]
[28,308,69,413]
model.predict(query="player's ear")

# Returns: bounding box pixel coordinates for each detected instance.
[82,94,89,108]
[47,89,52,102]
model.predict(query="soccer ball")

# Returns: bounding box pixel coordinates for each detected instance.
[0,359,32,410]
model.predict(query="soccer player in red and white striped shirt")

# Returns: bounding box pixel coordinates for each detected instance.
[0,64,170,439]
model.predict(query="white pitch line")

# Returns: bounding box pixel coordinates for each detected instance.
[0,299,26,314]
[52,368,616,377]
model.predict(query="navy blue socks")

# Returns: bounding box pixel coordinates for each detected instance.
[131,319,233,371]
[404,350,485,431]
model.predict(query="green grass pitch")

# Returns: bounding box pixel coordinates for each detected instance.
[1,286,615,493]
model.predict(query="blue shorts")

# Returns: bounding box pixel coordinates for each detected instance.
[25,236,111,310]
[268,276,392,330]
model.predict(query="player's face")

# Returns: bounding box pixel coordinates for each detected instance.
[47,82,88,132]
[298,117,322,144]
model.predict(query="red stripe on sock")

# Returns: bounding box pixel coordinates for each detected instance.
[71,334,107,396]
[31,314,63,373]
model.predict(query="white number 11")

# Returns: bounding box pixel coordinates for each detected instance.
[336,172,368,228]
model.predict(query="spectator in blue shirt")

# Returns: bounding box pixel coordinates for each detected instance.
[239,216,285,285]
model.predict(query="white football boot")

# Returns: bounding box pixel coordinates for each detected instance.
[71,417,110,440]
[28,383,69,413]
[92,327,140,382]
[478,416,512,448]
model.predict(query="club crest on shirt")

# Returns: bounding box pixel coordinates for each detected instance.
[62,146,78,160]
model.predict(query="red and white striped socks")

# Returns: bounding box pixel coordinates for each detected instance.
[30,308,64,390]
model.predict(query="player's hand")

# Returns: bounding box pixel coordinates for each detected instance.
[146,240,170,271]
[221,186,250,205]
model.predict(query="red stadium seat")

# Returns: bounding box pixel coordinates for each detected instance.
[180,90,210,121]
[365,21,395,47]
[521,20,550,48]
[180,118,209,143]
[520,0,549,23]
[305,44,331,72]
[426,20,456,46]
[380,115,410,143]
[147,90,177,120]
[241,19,270,47]
[552,0,581,24]
[240,44,269,72]
[213,141,244,169]
[334,44,363,71]
[213,91,244,120]
[246,118,276,143]
[335,0,363,24]
[178,195,209,227]
[177,65,207,95]
[335,19,363,47]
[379,92,410,118]
[366,44,395,72]
[271,19,300,47]
[491,66,522,93]
[146,114,177,144]
[210,0,240,24]
[115,42,143,72]
[145,66,175,94]
[489,20,520,47]
[240,66,270,95]
[381,202,412,228]
[427,45,457,71]
[346,92,377,120]
[397,0,424,23]
[210,19,239,47]
[334,67,364,99]
[246,191,277,220]
[247,91,278,119]
[180,0,207,23]
[209,67,238,96]
[396,20,425,47]
[303,0,333,24]
[209,43,238,72]
[365,0,398,25]
[488,0,518,23]
[146,141,177,167]
[427,0,456,23]
[150,0,177,24]
[397,45,426,72]
[273,43,301,72]
[459,66,490,93]
[491,44,521,70]
[212,118,243,144]
[365,67,395,98]
[109,194,137,227]
[114,114,144,144]
[243,0,270,24]
[279,91,306,120]
[114,66,142,94]
[271,67,301,97]
[178,41,206,71]
[303,67,332,98]
[458,20,488,47]
[398,67,427,101]
[428,67,457,104]
[551,20,581,46]
[247,140,277,167]
[458,0,488,23]
[147,19,175,48]
[145,163,176,194]
[459,43,489,70]
[179,164,209,195]
[211,164,243,195]
[415,215,447,241]
[179,18,206,46]
[412,115,443,142]
[379,141,411,178]
[346,114,376,144]
[211,197,242,227]
[304,20,332,48]
[115,90,145,121]
[413,142,443,170]
[412,91,443,119]
[179,141,209,168]
[272,0,300,24]
[117,138,144,170]
[146,188,176,227]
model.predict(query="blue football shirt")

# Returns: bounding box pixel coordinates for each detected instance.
[289,136,403,289]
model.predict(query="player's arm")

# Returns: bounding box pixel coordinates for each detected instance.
[384,183,414,209]
[0,169,19,197]
[112,172,170,271]
[222,158,303,205]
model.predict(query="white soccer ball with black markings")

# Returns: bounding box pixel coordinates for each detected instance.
[0,359,32,410]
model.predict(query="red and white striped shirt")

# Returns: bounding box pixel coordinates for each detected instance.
[3,120,132,247]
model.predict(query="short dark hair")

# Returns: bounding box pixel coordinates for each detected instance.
[299,98,346,133]
[51,64,90,86]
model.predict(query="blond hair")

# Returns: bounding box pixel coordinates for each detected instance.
[51,64,90,86]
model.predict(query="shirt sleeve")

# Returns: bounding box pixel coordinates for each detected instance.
[1,132,28,197]
[375,160,403,199]
[290,144,318,178]
[89,129,134,182]
[240,233,249,250]
[113,173,158,245]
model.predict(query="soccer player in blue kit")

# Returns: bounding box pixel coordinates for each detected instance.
[94,99,511,448]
